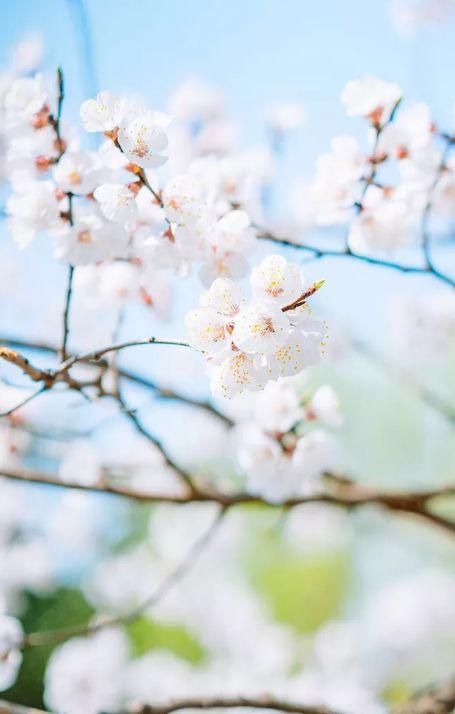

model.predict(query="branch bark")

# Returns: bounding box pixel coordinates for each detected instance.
[396,677,455,714]
[1,466,454,535]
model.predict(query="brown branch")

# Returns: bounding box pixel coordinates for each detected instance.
[396,677,455,714]
[0,701,48,714]
[0,347,53,384]
[282,280,325,313]
[127,697,336,714]
[0,336,231,426]
[1,466,454,535]
[256,229,455,288]
[117,368,233,426]
[57,336,191,374]
[0,346,104,398]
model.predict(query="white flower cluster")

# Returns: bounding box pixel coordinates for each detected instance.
[296,74,455,252]
[186,254,326,398]
[2,79,270,292]
[233,381,341,501]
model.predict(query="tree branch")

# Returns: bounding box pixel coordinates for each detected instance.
[127,697,336,714]
[396,677,455,714]
[0,701,48,714]
[57,336,191,373]
[256,229,455,288]
[114,390,199,494]
[1,466,454,535]
[0,336,231,426]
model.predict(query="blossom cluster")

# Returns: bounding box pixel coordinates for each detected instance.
[2,76,269,292]
[185,254,326,398]
[296,75,455,253]
[233,381,341,501]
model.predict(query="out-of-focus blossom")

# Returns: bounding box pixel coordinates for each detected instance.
[44,629,129,714]
[54,213,128,265]
[341,76,402,124]
[0,615,23,691]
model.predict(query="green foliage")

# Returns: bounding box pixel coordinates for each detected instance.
[4,588,94,708]
[247,519,350,633]
[128,616,205,663]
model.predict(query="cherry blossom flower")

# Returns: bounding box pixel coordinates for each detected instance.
[230,379,340,501]
[44,630,129,714]
[94,182,138,224]
[250,253,304,305]
[162,173,208,225]
[341,76,402,124]
[309,136,365,225]
[309,385,343,427]
[80,91,126,132]
[6,179,62,247]
[233,302,291,355]
[54,213,128,265]
[378,103,433,157]
[348,185,413,252]
[254,379,304,433]
[186,255,325,398]
[4,74,48,120]
[0,614,23,691]
[118,109,170,169]
[52,150,107,195]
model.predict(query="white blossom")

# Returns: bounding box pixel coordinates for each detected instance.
[348,186,414,252]
[310,385,343,426]
[341,76,402,124]
[94,182,138,224]
[80,91,126,132]
[54,213,128,265]
[187,256,325,398]
[6,179,62,247]
[118,109,170,169]
[44,630,129,714]
[0,615,23,691]
[52,151,106,195]
[4,74,47,120]
[309,136,365,225]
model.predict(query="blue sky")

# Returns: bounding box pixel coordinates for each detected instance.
[2,0,455,157]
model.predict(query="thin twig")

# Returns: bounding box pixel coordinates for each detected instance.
[0,386,48,418]
[115,391,198,494]
[57,336,191,374]
[21,505,226,649]
[61,264,75,361]
[256,229,455,288]
[0,337,231,426]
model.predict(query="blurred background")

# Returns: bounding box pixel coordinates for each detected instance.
[0,1,454,712]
